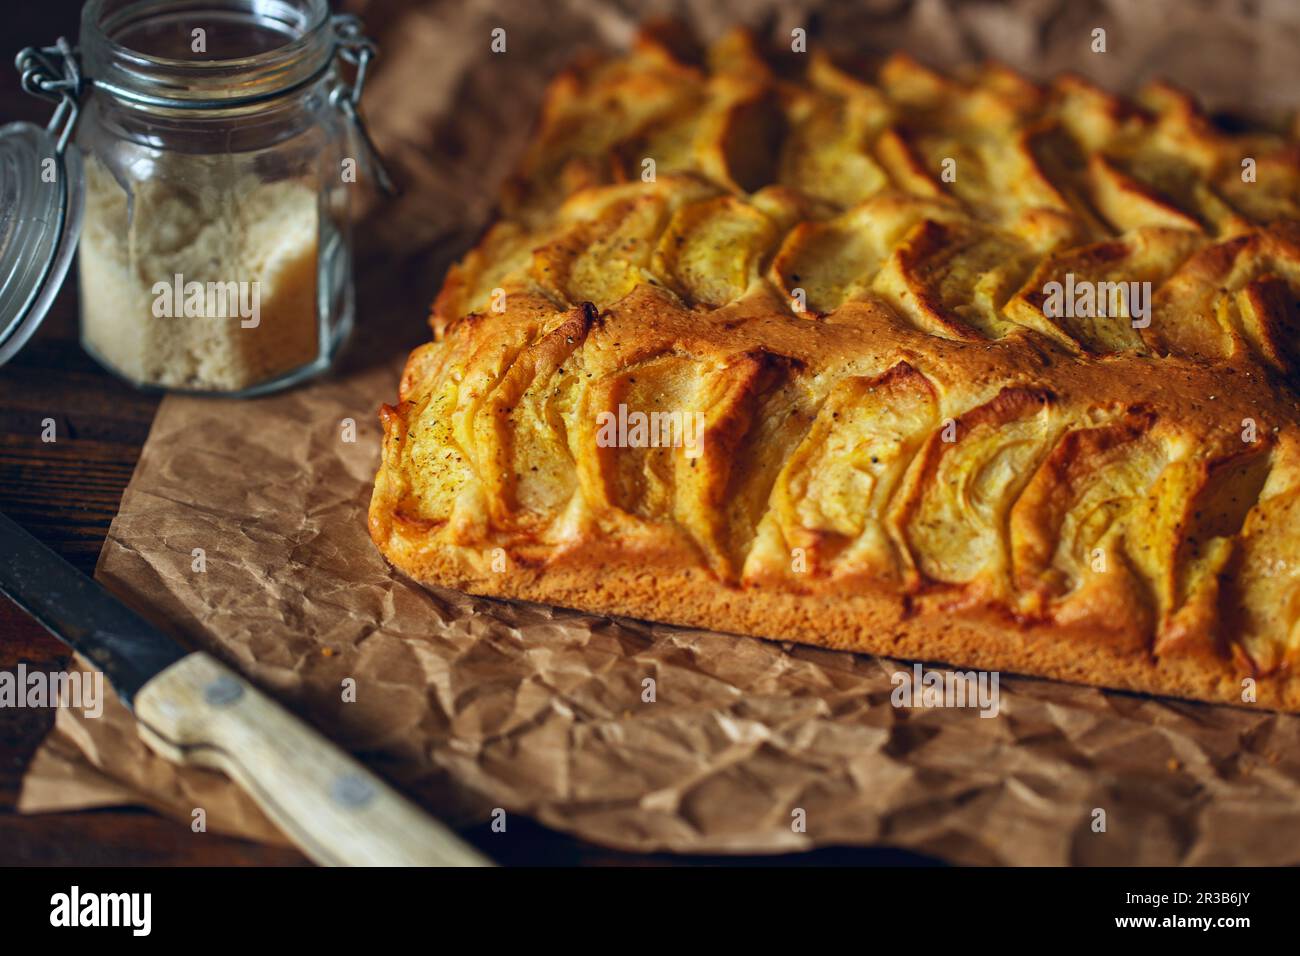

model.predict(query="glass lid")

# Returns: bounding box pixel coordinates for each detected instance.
[0,121,84,368]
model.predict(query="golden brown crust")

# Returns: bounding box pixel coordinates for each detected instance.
[373,25,1300,710]
[364,542,1300,711]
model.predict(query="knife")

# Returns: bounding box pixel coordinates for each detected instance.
[0,511,492,867]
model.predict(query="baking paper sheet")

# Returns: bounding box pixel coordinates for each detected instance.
[19,0,1300,864]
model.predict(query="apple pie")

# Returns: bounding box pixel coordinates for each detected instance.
[370,22,1300,710]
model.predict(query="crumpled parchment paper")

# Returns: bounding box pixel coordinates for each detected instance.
[19,0,1300,865]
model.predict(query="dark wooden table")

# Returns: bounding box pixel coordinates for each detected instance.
[0,0,932,867]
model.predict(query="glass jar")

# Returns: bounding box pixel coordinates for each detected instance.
[16,0,391,396]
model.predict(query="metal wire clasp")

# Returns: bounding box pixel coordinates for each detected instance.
[15,37,83,155]
[329,14,398,196]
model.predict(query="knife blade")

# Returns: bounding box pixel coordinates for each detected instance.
[0,511,492,867]
[0,511,186,706]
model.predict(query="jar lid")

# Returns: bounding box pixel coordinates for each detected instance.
[0,122,84,368]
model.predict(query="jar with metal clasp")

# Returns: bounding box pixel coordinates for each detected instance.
[3,0,395,395]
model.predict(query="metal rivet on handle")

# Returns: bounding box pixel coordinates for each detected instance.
[332,773,376,809]
[204,674,244,707]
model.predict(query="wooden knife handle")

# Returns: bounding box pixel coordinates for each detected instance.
[133,651,492,867]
